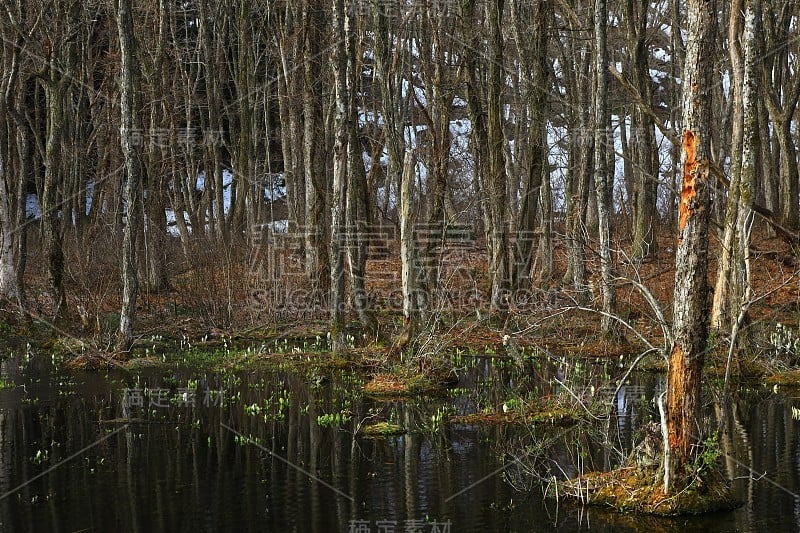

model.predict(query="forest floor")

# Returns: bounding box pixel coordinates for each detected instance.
[0,222,798,382]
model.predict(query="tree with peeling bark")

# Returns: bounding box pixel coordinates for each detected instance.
[665,0,716,493]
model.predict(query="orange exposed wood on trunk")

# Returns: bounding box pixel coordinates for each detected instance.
[667,343,688,463]
[679,130,699,232]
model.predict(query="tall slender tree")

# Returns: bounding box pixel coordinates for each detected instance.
[761,1,800,230]
[511,0,550,291]
[329,0,349,352]
[0,30,19,303]
[593,0,616,335]
[625,0,660,261]
[116,0,143,351]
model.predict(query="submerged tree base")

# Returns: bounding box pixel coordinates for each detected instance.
[561,466,740,516]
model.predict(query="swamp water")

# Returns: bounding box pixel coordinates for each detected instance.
[0,349,798,532]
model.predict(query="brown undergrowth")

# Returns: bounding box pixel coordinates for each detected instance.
[1,225,797,376]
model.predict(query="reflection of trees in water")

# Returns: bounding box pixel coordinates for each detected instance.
[0,409,12,518]
[497,371,664,492]
[5,361,800,530]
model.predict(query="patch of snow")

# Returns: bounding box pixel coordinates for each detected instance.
[165,208,192,237]
[650,68,666,81]
[26,194,41,220]
[85,179,95,216]
[415,160,428,193]
[265,220,288,233]
[359,110,385,127]
[652,46,671,63]
[376,185,397,211]
[413,85,427,107]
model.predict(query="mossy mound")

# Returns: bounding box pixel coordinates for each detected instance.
[450,412,518,425]
[450,408,576,427]
[363,371,449,396]
[125,356,169,370]
[562,467,740,516]
[360,422,405,437]
[765,369,800,387]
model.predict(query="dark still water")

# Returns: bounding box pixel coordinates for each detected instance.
[0,351,798,532]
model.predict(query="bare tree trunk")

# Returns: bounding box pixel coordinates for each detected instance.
[415,5,455,313]
[481,0,510,316]
[626,0,659,261]
[0,141,17,305]
[139,1,170,294]
[10,102,30,309]
[758,99,778,237]
[0,39,19,302]
[303,1,329,302]
[594,0,616,335]
[761,0,800,231]
[117,0,142,351]
[230,1,253,239]
[730,0,760,349]
[393,151,418,356]
[665,0,716,492]
[667,0,684,232]
[560,11,592,300]
[329,0,349,353]
[277,3,305,235]
[772,118,799,230]
[42,74,69,321]
[538,160,553,288]
[345,16,378,339]
[711,0,745,331]
[511,0,549,291]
